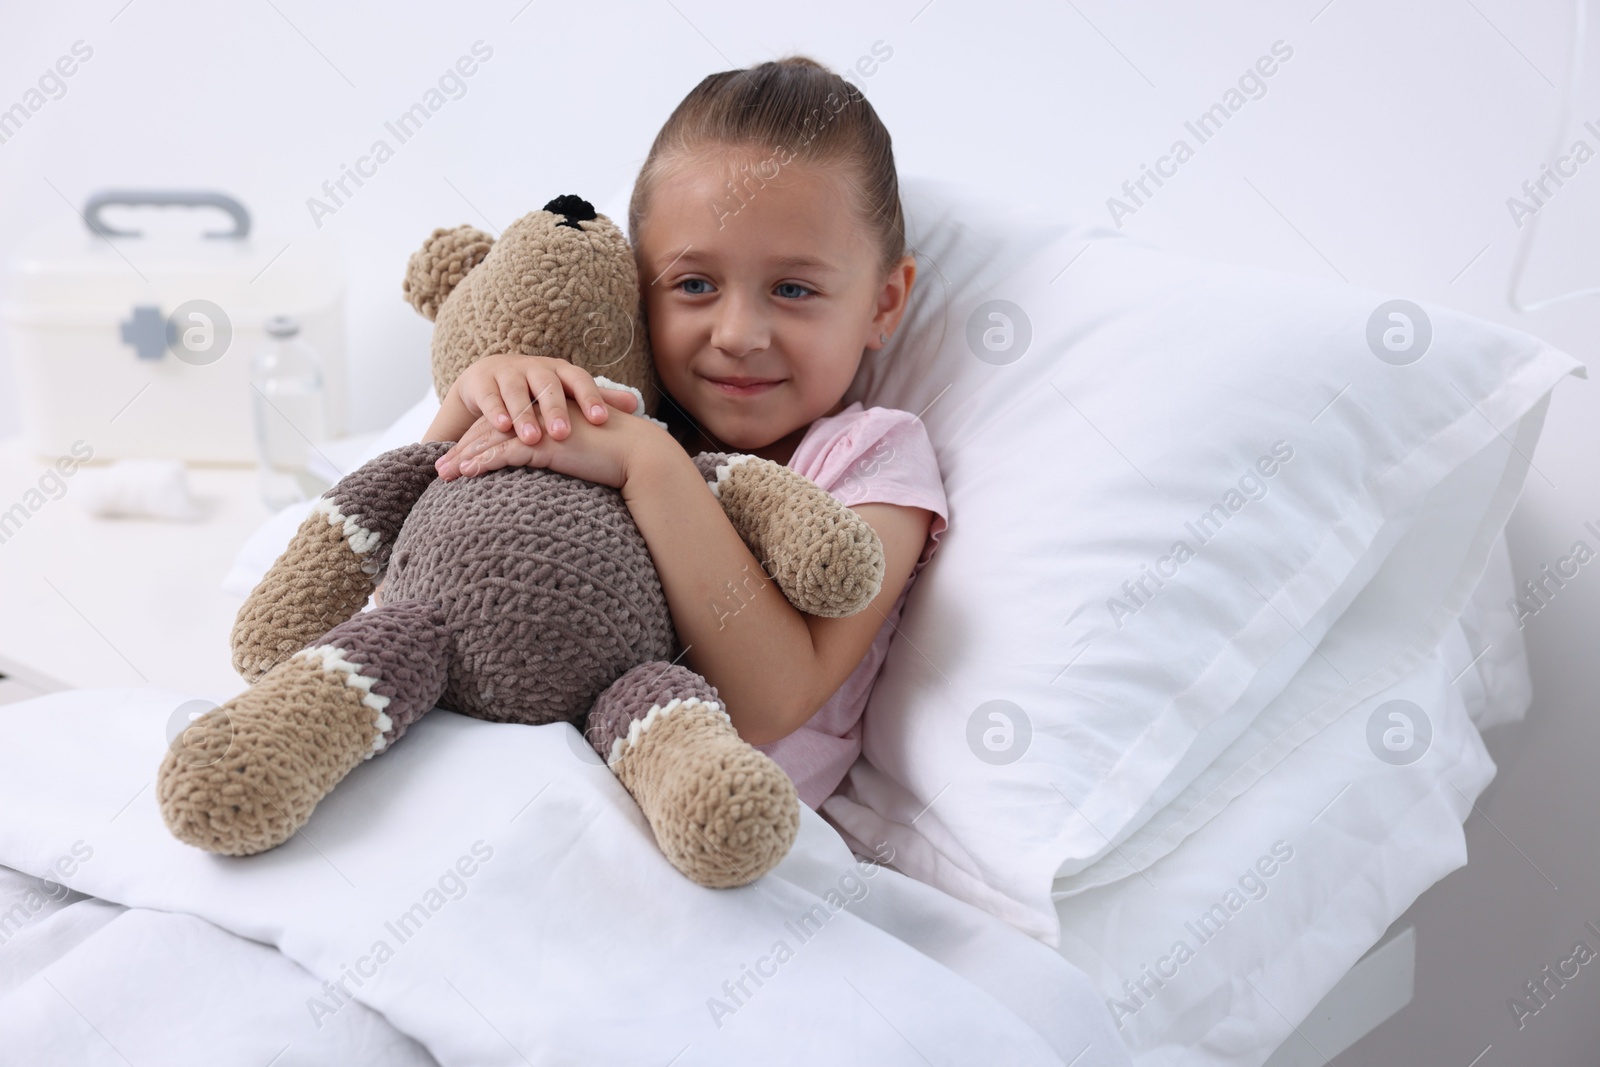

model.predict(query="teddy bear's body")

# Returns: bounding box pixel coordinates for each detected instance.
[156,196,887,888]
[382,464,673,725]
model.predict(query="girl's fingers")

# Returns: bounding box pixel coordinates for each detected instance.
[464,420,515,457]
[599,386,639,413]
[438,435,477,478]
[460,439,537,476]
[459,358,640,458]
[474,381,514,433]
[438,419,512,479]
[436,448,461,479]
[558,365,643,423]
[557,364,612,424]
[531,370,572,440]
[497,371,540,443]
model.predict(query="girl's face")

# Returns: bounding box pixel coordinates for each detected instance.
[635,152,914,462]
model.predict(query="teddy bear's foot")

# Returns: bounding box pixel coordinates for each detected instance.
[589,662,799,888]
[608,696,800,888]
[156,651,386,855]
[158,600,452,856]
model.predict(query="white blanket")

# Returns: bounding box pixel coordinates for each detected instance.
[0,688,1127,1066]
[0,888,438,1064]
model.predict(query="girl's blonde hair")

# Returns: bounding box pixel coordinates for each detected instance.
[628,55,907,277]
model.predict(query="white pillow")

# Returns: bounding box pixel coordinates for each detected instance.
[812,177,1583,944]
[1051,463,1536,899]
[1450,530,1533,731]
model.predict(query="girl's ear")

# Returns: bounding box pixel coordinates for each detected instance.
[868,254,917,349]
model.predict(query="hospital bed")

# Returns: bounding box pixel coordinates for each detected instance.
[0,174,1574,1064]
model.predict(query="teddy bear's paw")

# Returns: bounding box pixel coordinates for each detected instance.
[609,697,800,888]
[705,456,886,618]
[791,508,888,618]
[157,651,387,856]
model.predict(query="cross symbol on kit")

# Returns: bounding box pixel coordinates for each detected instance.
[118,304,167,361]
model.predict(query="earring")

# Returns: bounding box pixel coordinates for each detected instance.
[879,332,889,345]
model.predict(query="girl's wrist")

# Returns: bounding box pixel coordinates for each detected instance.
[621,419,697,504]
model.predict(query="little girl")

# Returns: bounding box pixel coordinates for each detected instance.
[420,55,948,813]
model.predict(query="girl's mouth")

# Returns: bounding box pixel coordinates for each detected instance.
[703,375,783,396]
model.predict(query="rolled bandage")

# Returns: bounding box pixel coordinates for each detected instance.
[76,459,201,521]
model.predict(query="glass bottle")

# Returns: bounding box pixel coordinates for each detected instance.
[251,314,328,509]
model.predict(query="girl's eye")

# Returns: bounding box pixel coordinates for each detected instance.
[774,282,815,300]
[677,278,714,296]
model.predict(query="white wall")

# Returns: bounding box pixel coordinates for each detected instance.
[1,0,1596,1058]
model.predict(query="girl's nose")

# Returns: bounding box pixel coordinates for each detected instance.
[710,292,770,357]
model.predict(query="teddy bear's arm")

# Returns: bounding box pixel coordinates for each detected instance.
[230,442,453,682]
[691,453,886,619]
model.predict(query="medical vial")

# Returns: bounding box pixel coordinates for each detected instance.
[251,314,328,510]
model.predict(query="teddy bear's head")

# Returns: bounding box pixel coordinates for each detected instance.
[402,195,660,415]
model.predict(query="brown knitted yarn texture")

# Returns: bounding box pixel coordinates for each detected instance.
[158,654,378,856]
[231,442,452,682]
[611,699,801,888]
[380,466,676,727]
[585,660,721,758]
[711,457,887,618]
[232,513,374,683]
[585,661,800,887]
[404,210,661,414]
[402,224,494,323]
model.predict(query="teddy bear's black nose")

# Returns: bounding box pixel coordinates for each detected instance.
[543,195,596,230]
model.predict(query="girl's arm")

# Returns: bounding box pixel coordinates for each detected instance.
[624,441,933,747]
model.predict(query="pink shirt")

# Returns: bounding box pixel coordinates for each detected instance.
[755,402,949,810]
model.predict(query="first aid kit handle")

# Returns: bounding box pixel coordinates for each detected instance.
[83,190,252,240]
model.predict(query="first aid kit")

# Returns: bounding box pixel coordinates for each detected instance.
[2,189,347,463]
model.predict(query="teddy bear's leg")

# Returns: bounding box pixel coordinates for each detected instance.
[585,662,800,888]
[232,441,451,682]
[157,600,451,857]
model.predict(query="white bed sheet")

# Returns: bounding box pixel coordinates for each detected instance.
[0,688,1126,1067]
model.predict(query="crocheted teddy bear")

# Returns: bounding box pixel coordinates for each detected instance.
[156,195,886,888]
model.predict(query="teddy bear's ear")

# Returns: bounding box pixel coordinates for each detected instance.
[401,224,496,321]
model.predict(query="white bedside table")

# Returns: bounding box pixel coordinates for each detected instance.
[0,438,277,703]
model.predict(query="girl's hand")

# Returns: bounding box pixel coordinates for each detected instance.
[435,417,518,480]
[451,354,640,445]
[436,398,660,490]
